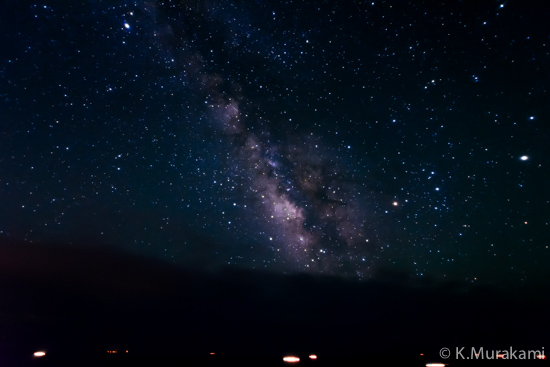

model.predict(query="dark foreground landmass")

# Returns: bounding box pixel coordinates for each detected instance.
[0,241,548,367]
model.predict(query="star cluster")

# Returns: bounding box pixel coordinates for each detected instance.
[1,0,549,285]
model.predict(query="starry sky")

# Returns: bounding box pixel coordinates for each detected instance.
[1,0,549,287]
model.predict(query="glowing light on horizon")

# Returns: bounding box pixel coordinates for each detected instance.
[309,354,317,360]
[283,356,300,363]
[33,351,46,357]
[426,364,445,367]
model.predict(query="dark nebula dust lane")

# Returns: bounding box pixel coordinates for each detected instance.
[1,0,549,285]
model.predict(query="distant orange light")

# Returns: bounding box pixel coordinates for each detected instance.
[125,350,129,353]
[497,353,505,359]
[283,356,300,363]
[537,354,546,360]
[210,352,215,355]
[426,364,445,367]
[33,351,46,357]
[309,354,317,360]
[420,353,424,356]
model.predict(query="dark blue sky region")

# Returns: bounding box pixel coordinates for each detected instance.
[1,0,549,286]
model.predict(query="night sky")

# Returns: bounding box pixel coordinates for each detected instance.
[1,0,550,364]
[3,0,549,286]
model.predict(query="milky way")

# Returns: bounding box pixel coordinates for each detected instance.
[139,4,380,274]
